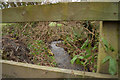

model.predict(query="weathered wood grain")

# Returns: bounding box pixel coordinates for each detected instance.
[1,2,119,22]
[97,21,119,74]
[1,60,118,78]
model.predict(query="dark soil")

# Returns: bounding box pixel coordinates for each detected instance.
[2,36,34,64]
[2,35,58,67]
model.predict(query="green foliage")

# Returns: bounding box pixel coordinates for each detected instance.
[71,55,84,64]
[57,24,62,27]
[102,56,117,75]
[49,22,62,27]
[81,39,89,49]
[109,58,117,75]
[101,38,117,75]
[101,38,115,52]
[71,55,78,64]
[52,62,57,66]
[49,22,56,27]
[28,39,48,55]
[71,38,98,71]
[102,56,111,63]
[61,22,100,72]
[66,36,73,42]
[2,21,99,70]
[92,44,97,50]
[84,54,91,59]
[72,28,81,40]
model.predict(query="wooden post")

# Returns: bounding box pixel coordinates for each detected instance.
[118,2,120,77]
[0,5,2,79]
[97,21,119,74]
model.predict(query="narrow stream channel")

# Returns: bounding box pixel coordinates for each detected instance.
[50,41,84,71]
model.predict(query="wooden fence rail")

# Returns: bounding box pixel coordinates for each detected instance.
[0,2,119,78]
[0,2,41,9]
[1,2,119,22]
[1,60,118,78]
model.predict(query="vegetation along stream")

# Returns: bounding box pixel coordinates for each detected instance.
[50,41,84,71]
[2,21,99,72]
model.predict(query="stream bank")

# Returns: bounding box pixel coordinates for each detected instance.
[50,41,85,71]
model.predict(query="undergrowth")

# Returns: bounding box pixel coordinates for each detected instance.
[2,21,100,72]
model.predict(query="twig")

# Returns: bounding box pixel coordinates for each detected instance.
[82,26,95,36]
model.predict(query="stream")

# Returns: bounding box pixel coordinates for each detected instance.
[50,41,84,71]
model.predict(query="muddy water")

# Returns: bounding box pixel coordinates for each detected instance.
[50,41,84,71]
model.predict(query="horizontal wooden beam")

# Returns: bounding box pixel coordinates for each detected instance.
[1,2,119,22]
[1,60,118,78]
